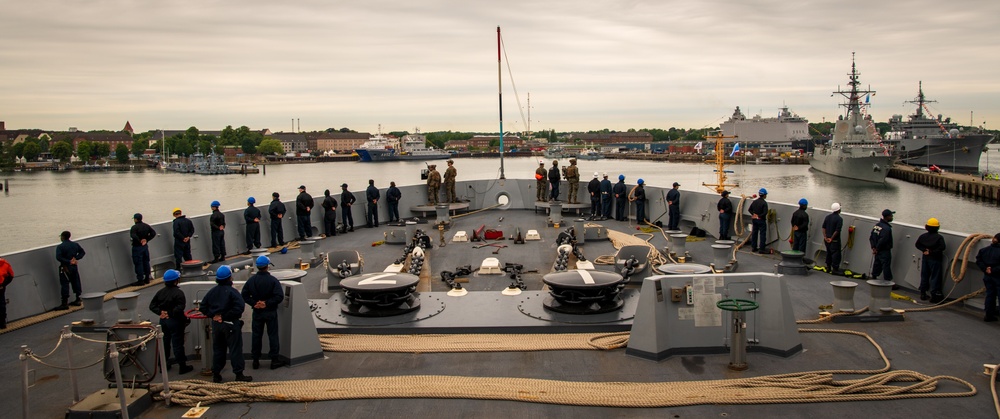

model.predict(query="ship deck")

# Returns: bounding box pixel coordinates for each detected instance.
[2,207,998,418]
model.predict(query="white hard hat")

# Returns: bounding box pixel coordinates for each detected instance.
[831,203,841,211]
[593,172,599,178]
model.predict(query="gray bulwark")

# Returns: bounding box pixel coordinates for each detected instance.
[626,273,801,361]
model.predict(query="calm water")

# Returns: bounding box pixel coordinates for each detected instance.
[2,155,1000,254]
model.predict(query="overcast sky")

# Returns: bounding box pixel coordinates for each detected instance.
[2,0,998,134]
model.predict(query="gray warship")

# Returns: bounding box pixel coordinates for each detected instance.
[809,56,894,183]
[886,81,994,173]
[2,166,999,418]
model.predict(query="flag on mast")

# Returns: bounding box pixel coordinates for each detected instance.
[729,142,740,157]
[694,141,703,151]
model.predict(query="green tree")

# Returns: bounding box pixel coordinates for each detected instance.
[131,139,149,157]
[174,138,194,156]
[257,139,283,155]
[184,126,200,144]
[11,142,26,159]
[198,140,212,155]
[93,142,111,159]
[50,141,73,163]
[77,141,93,162]
[241,138,257,154]
[22,142,41,161]
[115,144,130,164]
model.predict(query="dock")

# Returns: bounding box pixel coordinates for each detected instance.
[888,164,1000,203]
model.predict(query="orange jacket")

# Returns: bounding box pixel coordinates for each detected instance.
[0,259,12,286]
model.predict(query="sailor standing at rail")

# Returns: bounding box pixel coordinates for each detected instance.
[790,199,809,253]
[666,182,681,230]
[612,175,626,221]
[748,189,769,254]
[202,265,252,383]
[209,200,227,263]
[387,181,402,223]
[869,209,895,283]
[426,165,441,205]
[321,189,338,237]
[148,269,193,375]
[54,231,85,310]
[601,173,614,220]
[634,179,648,224]
[444,159,457,203]
[366,179,380,228]
[822,203,843,274]
[975,233,1000,322]
[915,218,946,303]
[340,183,356,232]
[242,256,287,370]
[548,160,561,202]
[535,161,547,202]
[268,192,286,248]
[129,213,156,286]
[565,158,580,204]
[244,197,262,254]
[717,191,734,241]
[172,208,194,269]
[295,185,314,240]
[587,172,601,219]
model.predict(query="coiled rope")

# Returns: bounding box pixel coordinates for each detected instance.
[152,328,976,407]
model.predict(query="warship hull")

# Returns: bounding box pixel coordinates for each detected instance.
[894,133,992,173]
[809,151,892,183]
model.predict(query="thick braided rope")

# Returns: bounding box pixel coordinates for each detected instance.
[319,332,629,353]
[153,371,975,408]
[152,327,976,407]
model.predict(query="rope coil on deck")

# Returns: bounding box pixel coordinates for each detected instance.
[153,328,976,407]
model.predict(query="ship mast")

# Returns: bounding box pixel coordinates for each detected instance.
[497,26,506,179]
[702,133,739,194]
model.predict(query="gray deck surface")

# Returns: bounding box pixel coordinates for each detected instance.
[2,208,998,418]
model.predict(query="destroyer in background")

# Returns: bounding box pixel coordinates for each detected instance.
[885,82,994,173]
[809,56,893,183]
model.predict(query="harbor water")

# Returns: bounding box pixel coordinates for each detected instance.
[2,155,1000,255]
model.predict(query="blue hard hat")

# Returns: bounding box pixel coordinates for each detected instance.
[163,269,180,282]
[637,178,644,185]
[758,188,767,195]
[247,197,255,204]
[280,247,288,254]
[216,265,232,280]
[211,200,220,208]
[798,198,808,206]
[618,174,625,181]
[255,255,270,267]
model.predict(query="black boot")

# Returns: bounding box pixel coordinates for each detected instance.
[252,359,260,370]
[270,359,288,369]
[234,373,253,382]
[178,364,194,375]
[69,296,82,306]
[212,374,223,383]
[919,291,929,301]
[54,299,69,311]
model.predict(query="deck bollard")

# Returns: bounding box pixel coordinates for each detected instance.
[867,280,895,313]
[830,281,858,313]
[712,244,732,271]
[80,292,106,326]
[113,292,140,323]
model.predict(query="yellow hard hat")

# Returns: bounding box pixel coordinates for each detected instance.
[172,207,182,215]
[926,218,940,227]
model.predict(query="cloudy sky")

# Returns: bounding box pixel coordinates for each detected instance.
[2,0,998,134]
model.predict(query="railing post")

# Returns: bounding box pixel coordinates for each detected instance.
[109,343,130,419]
[62,325,80,403]
[20,345,30,419]
[155,325,172,406]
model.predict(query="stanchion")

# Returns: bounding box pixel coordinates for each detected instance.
[109,343,130,419]
[62,325,80,403]
[154,325,172,406]
[20,345,29,419]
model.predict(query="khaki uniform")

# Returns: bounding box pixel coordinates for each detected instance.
[444,164,457,203]
[565,161,580,204]
[427,168,442,204]
[535,165,548,202]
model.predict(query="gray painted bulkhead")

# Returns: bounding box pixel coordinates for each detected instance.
[1,178,992,321]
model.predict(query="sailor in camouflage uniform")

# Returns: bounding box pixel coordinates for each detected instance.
[535,161,547,202]
[426,164,442,205]
[444,159,457,203]
[565,158,580,204]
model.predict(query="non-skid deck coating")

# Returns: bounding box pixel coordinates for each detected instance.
[2,208,998,419]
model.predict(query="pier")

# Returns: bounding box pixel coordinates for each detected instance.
[889,164,1000,203]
